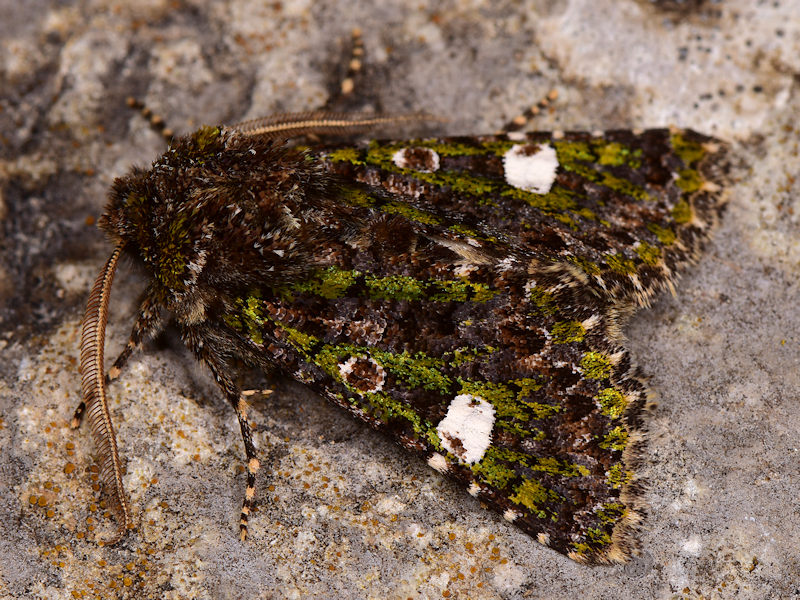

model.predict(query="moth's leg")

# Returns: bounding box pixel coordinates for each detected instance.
[183,326,260,541]
[241,388,274,399]
[71,289,164,428]
[124,97,175,143]
[337,27,365,101]
[322,27,366,111]
[498,89,559,134]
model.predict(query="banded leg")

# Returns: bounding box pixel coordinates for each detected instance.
[321,27,368,112]
[183,326,260,541]
[338,27,365,99]
[72,289,164,428]
[498,89,559,134]
[125,97,175,143]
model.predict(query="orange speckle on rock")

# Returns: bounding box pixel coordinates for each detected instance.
[37,496,48,507]
[448,532,456,541]
[28,495,38,505]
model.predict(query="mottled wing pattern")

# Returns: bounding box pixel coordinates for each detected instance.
[220,130,727,563]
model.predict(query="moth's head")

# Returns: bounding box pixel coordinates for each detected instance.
[98,126,228,294]
[97,125,329,298]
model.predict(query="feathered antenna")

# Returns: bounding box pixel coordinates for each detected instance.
[79,245,131,543]
[230,111,442,140]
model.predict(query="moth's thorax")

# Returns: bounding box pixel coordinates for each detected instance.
[99,126,343,301]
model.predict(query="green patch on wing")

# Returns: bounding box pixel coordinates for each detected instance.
[382,200,443,225]
[670,132,707,165]
[510,478,563,521]
[599,426,629,451]
[529,286,559,316]
[554,140,653,203]
[671,199,693,224]
[550,320,586,344]
[605,253,637,275]
[647,222,677,245]
[606,463,633,489]
[364,273,425,301]
[580,352,613,380]
[471,447,588,492]
[291,267,498,303]
[635,242,662,266]
[449,346,498,366]
[595,387,628,419]
[293,266,358,300]
[596,502,627,524]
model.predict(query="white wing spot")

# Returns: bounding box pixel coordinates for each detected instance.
[503,143,559,194]
[392,147,441,172]
[436,394,495,464]
[338,356,386,394]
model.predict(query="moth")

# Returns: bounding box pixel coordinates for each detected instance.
[76,103,729,563]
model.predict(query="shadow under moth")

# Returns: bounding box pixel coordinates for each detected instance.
[76,98,729,564]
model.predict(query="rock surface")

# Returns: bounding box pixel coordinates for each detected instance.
[1,0,798,598]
